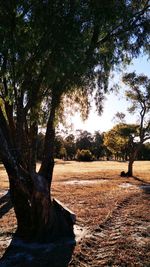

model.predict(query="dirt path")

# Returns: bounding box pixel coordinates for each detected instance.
[69,190,150,267]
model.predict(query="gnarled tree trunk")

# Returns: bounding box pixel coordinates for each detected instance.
[0,93,75,243]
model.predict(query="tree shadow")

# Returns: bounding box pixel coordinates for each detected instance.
[132,176,150,185]
[1,235,75,267]
[140,184,150,194]
[130,176,150,195]
[0,196,76,267]
[0,191,12,219]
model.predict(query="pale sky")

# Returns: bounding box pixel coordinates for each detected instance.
[67,56,150,134]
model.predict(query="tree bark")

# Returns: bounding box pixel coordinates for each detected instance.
[127,158,134,176]
[39,92,60,187]
[127,142,143,176]
[0,93,75,242]
[8,171,74,242]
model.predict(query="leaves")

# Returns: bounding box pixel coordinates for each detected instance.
[104,123,138,158]
[0,1,150,169]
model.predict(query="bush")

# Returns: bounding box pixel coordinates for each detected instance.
[76,149,93,162]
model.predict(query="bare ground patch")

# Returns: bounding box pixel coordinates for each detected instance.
[0,161,150,266]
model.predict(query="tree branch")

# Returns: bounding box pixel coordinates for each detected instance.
[38,91,61,185]
[0,107,12,147]
[96,2,150,47]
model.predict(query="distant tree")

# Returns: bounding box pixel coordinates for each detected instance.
[92,131,105,159]
[122,72,150,176]
[59,147,67,160]
[76,149,93,162]
[54,135,65,159]
[64,134,76,160]
[104,123,137,161]
[137,142,150,160]
[76,131,93,151]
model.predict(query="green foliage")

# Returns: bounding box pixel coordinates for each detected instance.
[122,72,150,175]
[137,142,150,160]
[55,131,104,160]
[64,134,76,160]
[123,72,150,142]
[92,131,105,159]
[76,149,93,162]
[104,123,138,160]
[76,131,93,151]
[123,72,150,112]
[1,1,150,173]
[59,147,67,160]
[38,128,150,162]
[54,135,65,159]
[1,0,150,123]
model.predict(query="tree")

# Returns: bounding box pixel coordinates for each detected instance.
[122,72,150,176]
[0,1,150,242]
[92,131,105,159]
[76,149,93,162]
[104,123,137,160]
[76,130,93,151]
[137,142,150,160]
[64,134,76,160]
[54,134,65,159]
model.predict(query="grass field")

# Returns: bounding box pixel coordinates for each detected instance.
[0,160,150,266]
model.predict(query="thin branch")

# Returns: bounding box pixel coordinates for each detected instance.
[97,2,150,47]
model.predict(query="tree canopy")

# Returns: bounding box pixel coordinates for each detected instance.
[104,123,137,160]
[1,1,150,116]
[124,72,150,143]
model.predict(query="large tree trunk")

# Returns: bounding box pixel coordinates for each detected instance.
[7,168,75,242]
[0,95,75,243]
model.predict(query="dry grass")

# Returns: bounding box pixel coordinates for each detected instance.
[1,160,150,189]
[0,160,150,266]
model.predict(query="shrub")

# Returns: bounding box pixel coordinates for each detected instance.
[76,149,93,162]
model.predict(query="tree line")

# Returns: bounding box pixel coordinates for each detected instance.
[36,129,150,162]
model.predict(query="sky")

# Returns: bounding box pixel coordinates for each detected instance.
[65,55,150,134]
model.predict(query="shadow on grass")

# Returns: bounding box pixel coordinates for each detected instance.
[0,194,76,267]
[131,176,150,194]
[132,176,150,185]
[1,235,75,267]
[129,175,150,195]
[0,191,12,219]
[140,184,150,194]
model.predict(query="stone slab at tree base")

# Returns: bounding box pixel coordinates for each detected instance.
[53,198,76,224]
